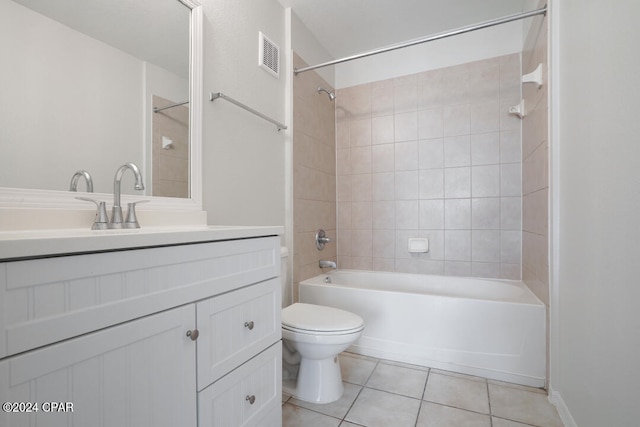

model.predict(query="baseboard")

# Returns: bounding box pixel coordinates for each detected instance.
[548,387,577,427]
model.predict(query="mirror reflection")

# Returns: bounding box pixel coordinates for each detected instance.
[0,0,191,198]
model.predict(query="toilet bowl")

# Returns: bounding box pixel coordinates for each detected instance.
[281,302,364,403]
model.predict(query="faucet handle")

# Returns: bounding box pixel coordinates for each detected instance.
[315,229,333,250]
[124,200,150,229]
[76,197,109,230]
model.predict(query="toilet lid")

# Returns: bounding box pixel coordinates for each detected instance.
[282,303,364,333]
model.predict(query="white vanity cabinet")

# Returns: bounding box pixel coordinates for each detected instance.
[0,232,282,427]
[0,304,198,427]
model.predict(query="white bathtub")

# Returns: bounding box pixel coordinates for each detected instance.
[299,270,546,388]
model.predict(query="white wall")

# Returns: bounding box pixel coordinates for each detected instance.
[290,11,334,87]
[201,0,286,228]
[334,21,523,88]
[552,0,640,425]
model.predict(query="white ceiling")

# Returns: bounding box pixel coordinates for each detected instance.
[278,0,533,59]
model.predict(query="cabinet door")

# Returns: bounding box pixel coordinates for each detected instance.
[0,305,197,427]
[196,278,280,390]
[198,342,282,427]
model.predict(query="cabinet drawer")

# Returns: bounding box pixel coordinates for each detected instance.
[0,236,279,358]
[198,342,282,427]
[196,279,281,390]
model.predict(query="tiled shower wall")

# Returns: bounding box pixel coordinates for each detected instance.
[292,53,337,294]
[336,54,523,279]
[152,95,189,198]
[522,5,549,305]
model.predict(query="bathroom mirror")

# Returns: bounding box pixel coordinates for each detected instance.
[0,0,202,206]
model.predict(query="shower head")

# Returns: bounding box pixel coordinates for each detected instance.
[317,87,336,101]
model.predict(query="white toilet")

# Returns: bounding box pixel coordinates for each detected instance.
[279,249,365,404]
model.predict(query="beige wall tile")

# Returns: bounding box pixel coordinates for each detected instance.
[292,52,337,287]
[444,104,471,137]
[372,83,394,117]
[444,135,471,167]
[419,169,444,199]
[352,201,373,230]
[395,141,419,171]
[395,112,419,141]
[372,201,396,230]
[372,115,394,145]
[333,53,524,280]
[372,172,395,201]
[418,108,444,139]
[350,118,372,146]
[418,139,444,169]
[394,83,418,113]
[350,146,372,174]
[372,143,395,172]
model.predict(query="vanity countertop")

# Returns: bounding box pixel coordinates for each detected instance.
[0,225,283,261]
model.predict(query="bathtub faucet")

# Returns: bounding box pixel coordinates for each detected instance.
[315,229,333,250]
[319,260,337,269]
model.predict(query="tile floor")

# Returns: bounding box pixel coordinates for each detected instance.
[282,352,563,427]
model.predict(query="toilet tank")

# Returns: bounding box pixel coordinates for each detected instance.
[281,246,292,307]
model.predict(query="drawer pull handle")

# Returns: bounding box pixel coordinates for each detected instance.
[186,329,199,341]
[245,395,256,405]
[244,321,255,330]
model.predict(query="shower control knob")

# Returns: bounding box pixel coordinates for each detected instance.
[316,229,333,250]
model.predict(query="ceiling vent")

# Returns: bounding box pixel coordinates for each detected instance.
[259,31,279,78]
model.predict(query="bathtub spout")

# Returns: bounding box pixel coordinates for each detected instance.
[319,260,337,269]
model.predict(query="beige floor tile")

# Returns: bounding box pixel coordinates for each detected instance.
[430,368,488,383]
[488,378,548,395]
[424,372,490,414]
[366,363,428,398]
[489,384,563,427]
[417,402,491,427]
[283,403,341,427]
[345,387,421,427]
[340,353,378,385]
[492,417,534,427]
[289,382,362,419]
[379,358,430,372]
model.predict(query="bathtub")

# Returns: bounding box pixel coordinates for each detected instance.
[299,270,546,388]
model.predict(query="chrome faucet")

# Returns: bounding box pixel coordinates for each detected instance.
[319,260,337,269]
[69,170,94,192]
[110,162,144,229]
[316,229,333,250]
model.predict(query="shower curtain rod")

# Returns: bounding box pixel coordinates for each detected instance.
[294,5,547,75]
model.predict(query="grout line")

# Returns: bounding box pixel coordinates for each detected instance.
[339,354,381,424]
[341,382,367,424]
[487,380,493,427]
[413,367,431,427]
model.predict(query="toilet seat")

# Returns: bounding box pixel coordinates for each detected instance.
[282,303,364,335]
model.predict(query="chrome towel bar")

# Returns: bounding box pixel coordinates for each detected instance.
[209,91,287,131]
